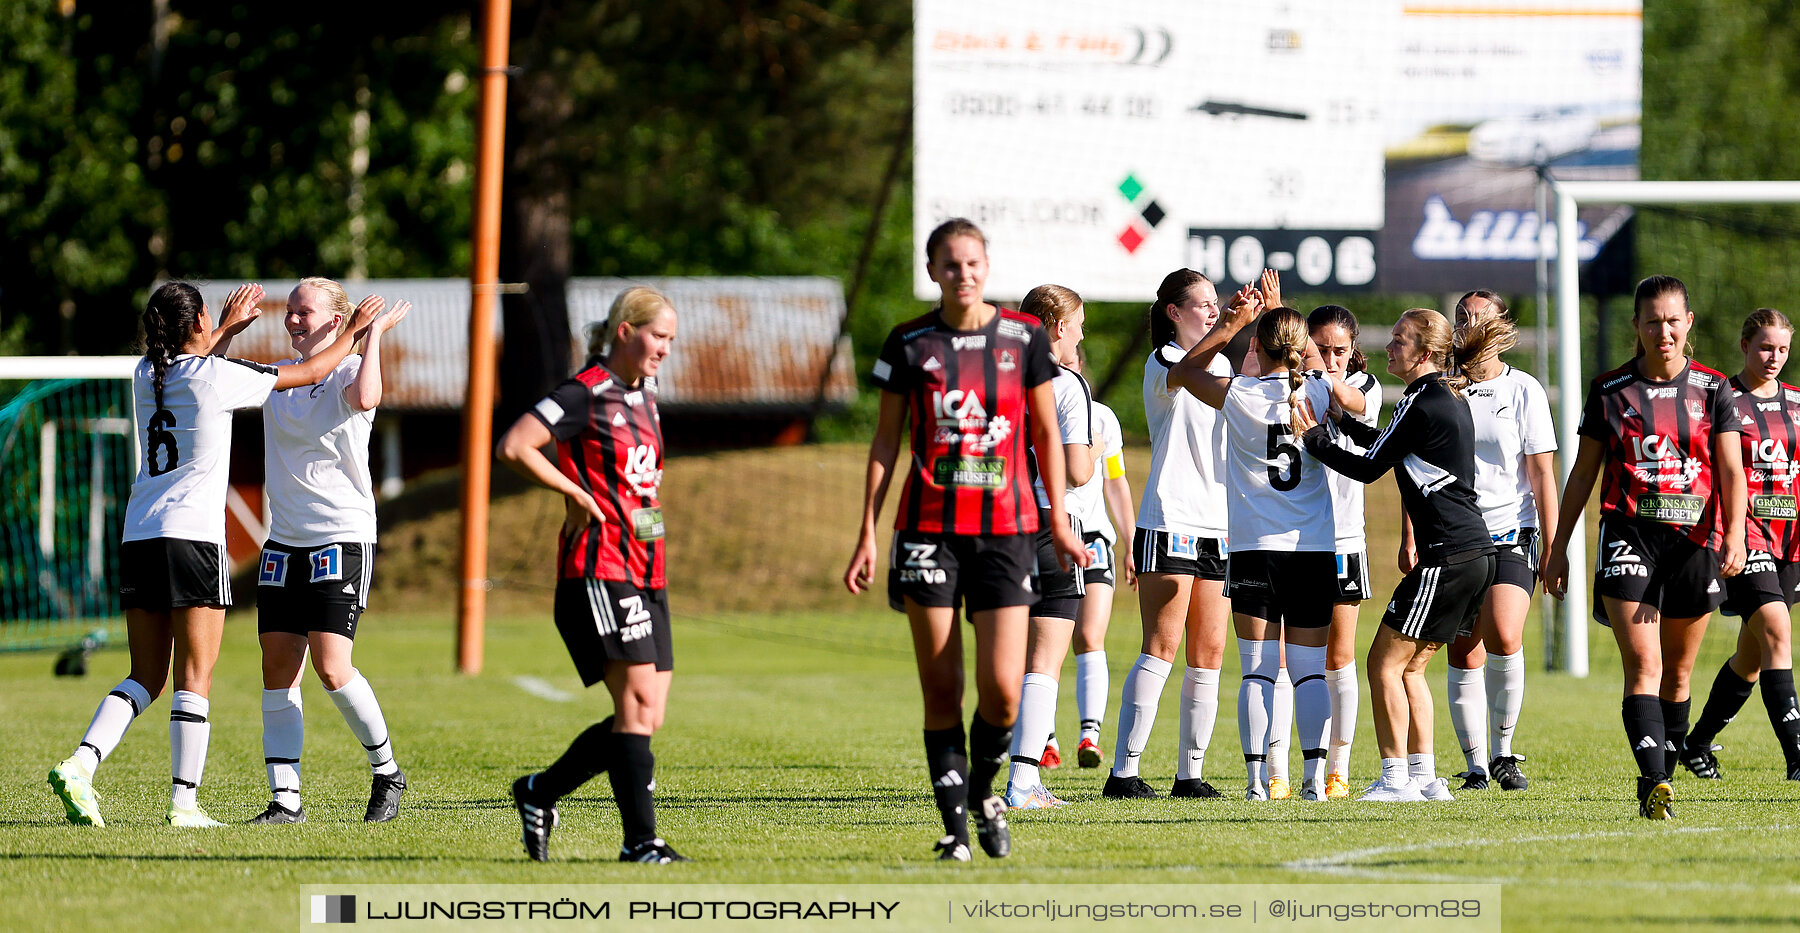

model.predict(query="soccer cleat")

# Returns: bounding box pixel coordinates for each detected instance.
[1004,782,1065,810]
[1786,763,1800,781]
[47,758,104,827]
[1324,772,1350,799]
[620,838,690,864]
[1170,777,1223,798]
[1490,755,1530,790]
[165,803,226,827]
[365,769,407,822]
[1076,737,1103,769]
[1358,778,1426,802]
[1419,777,1456,801]
[1299,781,1324,802]
[1455,768,1490,791]
[1639,781,1674,820]
[1245,783,1269,802]
[972,796,1010,858]
[511,775,559,862]
[934,835,972,862]
[1678,743,1722,780]
[1040,744,1062,770]
[1103,774,1159,799]
[246,801,306,825]
[1268,777,1291,800]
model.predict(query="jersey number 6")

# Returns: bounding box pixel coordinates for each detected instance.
[1266,424,1301,492]
[147,408,180,476]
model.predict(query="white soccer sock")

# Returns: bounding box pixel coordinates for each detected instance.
[262,687,305,809]
[1075,650,1108,740]
[1267,667,1294,782]
[1380,756,1409,786]
[1408,752,1435,785]
[1235,641,1278,785]
[1447,665,1488,772]
[169,691,211,809]
[1177,666,1221,780]
[1009,673,1058,789]
[1112,654,1171,777]
[327,671,399,776]
[75,678,153,775]
[1326,661,1358,776]
[1287,644,1333,791]
[1487,651,1526,759]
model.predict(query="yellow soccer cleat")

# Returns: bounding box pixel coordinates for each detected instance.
[48,758,104,827]
[1268,777,1292,800]
[1324,772,1351,799]
[166,802,226,828]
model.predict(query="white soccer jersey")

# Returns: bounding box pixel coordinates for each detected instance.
[1138,344,1230,538]
[1223,372,1337,551]
[263,355,378,547]
[1073,400,1124,544]
[1463,364,1557,536]
[1032,364,1095,510]
[1329,369,1383,552]
[123,354,279,544]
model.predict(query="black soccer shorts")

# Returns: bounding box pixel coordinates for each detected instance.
[1081,530,1117,589]
[554,577,673,684]
[1132,528,1226,581]
[256,540,373,639]
[1225,550,1337,629]
[1382,553,1497,645]
[1592,513,1724,625]
[1722,550,1800,618]
[119,538,231,610]
[1491,527,1540,593]
[887,529,1038,615]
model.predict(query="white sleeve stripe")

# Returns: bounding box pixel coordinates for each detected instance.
[1367,392,1415,458]
[533,397,565,425]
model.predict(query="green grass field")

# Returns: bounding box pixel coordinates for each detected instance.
[6,445,1799,931]
[4,603,1798,932]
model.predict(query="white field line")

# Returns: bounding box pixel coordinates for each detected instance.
[511,675,576,703]
[1286,824,1800,892]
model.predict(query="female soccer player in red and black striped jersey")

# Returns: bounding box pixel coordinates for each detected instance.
[499,286,687,864]
[1441,292,1559,794]
[1683,309,1800,781]
[1291,308,1497,803]
[1542,275,1748,820]
[843,219,1088,862]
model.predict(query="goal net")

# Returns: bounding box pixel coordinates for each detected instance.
[0,357,138,651]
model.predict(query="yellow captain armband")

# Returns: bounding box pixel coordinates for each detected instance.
[1104,451,1126,480]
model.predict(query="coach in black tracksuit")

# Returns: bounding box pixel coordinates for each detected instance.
[1292,308,1496,801]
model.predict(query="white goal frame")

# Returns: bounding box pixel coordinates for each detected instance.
[1553,180,1800,677]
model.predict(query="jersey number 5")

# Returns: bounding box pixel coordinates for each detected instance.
[1266,424,1301,491]
[147,409,180,476]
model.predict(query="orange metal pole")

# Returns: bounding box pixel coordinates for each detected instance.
[457,0,511,675]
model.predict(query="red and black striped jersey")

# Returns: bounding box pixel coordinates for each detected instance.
[529,360,665,589]
[1729,376,1800,559]
[1577,360,1740,547]
[871,307,1057,536]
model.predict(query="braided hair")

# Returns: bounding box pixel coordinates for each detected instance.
[1257,307,1310,407]
[142,282,205,411]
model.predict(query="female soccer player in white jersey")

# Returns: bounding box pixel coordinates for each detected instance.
[1173,302,1340,801]
[1104,269,1239,800]
[1292,309,1497,803]
[47,281,381,828]
[1006,285,1094,810]
[1439,291,1559,793]
[1069,354,1135,771]
[1304,305,1379,798]
[249,278,411,825]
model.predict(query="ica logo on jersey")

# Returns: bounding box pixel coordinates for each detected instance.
[1630,434,1702,489]
[932,389,1012,451]
[624,444,662,495]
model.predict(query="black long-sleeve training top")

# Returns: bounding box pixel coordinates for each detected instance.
[1302,371,1495,565]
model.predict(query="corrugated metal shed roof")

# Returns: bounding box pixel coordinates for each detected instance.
[567,277,856,413]
[181,277,855,413]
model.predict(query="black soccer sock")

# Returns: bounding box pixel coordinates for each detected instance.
[1622,694,1666,782]
[1759,669,1800,769]
[607,732,658,848]
[924,725,969,842]
[1689,662,1755,749]
[534,716,613,801]
[1660,698,1691,778]
[967,712,1012,804]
